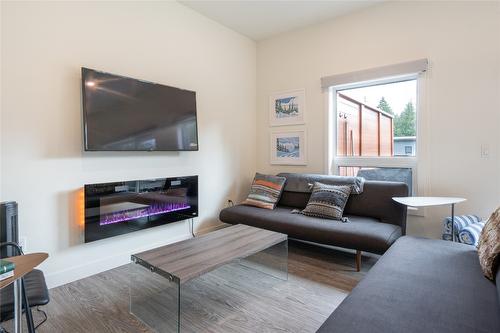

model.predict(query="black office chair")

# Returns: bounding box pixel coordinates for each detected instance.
[0,242,49,332]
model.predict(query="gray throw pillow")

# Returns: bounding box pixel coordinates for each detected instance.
[298,182,351,220]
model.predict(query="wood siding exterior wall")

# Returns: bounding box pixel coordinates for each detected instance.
[336,93,393,158]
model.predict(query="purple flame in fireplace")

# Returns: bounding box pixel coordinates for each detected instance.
[100,202,191,226]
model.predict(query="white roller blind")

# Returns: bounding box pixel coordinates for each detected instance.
[321,59,428,89]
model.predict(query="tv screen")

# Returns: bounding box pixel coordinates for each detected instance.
[82,68,198,151]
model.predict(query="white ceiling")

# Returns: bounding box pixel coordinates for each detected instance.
[180,0,383,41]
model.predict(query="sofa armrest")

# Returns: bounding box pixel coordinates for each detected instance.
[344,180,408,234]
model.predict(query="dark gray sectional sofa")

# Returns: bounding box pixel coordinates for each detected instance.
[220,173,500,332]
[318,236,500,333]
[220,173,408,269]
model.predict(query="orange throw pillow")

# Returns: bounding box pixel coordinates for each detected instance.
[242,173,286,210]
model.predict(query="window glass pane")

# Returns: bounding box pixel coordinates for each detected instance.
[336,80,417,157]
[339,166,413,194]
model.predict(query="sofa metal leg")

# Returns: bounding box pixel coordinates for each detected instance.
[356,250,361,272]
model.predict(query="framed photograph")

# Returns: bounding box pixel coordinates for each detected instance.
[269,89,305,126]
[270,130,307,165]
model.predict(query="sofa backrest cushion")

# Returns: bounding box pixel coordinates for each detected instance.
[277,172,364,209]
[344,180,408,229]
[278,173,364,194]
[277,173,408,232]
[279,190,310,208]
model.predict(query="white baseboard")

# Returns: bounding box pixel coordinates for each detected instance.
[196,222,228,235]
[45,233,189,289]
[45,223,227,289]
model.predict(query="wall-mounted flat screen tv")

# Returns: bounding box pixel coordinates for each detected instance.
[82,67,198,151]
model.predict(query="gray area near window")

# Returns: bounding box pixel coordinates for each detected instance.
[356,167,413,195]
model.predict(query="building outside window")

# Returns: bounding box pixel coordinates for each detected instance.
[404,145,413,155]
[329,77,419,194]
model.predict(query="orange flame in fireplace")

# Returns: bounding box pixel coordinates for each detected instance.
[76,188,85,229]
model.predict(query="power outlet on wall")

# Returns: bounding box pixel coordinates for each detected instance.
[481,144,490,159]
[227,199,234,207]
[19,237,27,253]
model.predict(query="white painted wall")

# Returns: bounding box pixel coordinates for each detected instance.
[1,1,256,287]
[256,1,500,238]
[2,0,499,288]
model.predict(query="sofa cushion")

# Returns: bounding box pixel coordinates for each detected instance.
[219,205,401,254]
[298,183,351,220]
[242,173,286,210]
[317,236,500,333]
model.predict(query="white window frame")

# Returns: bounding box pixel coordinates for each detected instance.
[326,74,422,198]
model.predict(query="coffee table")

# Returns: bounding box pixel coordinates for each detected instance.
[129,224,288,333]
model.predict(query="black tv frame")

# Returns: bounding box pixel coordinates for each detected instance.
[81,67,199,152]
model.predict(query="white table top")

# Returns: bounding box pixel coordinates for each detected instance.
[392,196,466,207]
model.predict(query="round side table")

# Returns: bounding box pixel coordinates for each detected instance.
[392,197,466,241]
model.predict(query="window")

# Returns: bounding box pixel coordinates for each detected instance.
[328,76,419,194]
[323,59,427,197]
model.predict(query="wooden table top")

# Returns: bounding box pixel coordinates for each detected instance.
[0,253,48,289]
[132,224,287,284]
[392,196,466,207]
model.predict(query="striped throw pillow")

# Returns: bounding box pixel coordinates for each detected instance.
[298,182,351,220]
[442,214,481,241]
[458,221,486,246]
[242,173,286,210]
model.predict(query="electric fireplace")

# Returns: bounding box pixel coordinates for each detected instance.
[84,176,198,243]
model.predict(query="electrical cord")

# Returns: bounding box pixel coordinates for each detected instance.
[34,306,47,330]
[190,218,195,237]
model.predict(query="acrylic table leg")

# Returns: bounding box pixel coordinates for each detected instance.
[239,239,288,281]
[129,263,180,333]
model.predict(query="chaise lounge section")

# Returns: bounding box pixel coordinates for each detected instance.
[317,236,500,333]
[220,173,408,270]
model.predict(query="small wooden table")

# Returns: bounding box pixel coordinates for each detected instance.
[392,197,466,241]
[130,224,288,332]
[0,253,48,333]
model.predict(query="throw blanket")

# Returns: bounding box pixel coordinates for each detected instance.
[458,221,486,246]
[277,173,365,194]
[442,214,481,241]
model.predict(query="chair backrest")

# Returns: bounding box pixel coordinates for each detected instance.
[0,242,23,258]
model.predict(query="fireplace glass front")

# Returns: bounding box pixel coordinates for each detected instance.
[84,176,198,243]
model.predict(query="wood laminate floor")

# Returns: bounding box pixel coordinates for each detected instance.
[2,240,377,333]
